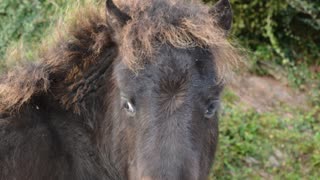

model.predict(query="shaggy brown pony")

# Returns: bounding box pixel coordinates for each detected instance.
[0,0,241,179]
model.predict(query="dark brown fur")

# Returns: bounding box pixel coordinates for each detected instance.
[0,0,241,179]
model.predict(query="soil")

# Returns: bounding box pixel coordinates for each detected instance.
[229,73,308,113]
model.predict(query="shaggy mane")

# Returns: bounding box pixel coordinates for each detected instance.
[115,0,242,78]
[0,0,242,113]
[0,4,113,113]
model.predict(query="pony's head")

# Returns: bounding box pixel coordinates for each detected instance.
[106,0,239,179]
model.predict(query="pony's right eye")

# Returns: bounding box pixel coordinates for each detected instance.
[204,100,219,119]
[123,100,136,116]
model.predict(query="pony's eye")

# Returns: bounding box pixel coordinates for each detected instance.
[123,100,136,116]
[204,100,219,119]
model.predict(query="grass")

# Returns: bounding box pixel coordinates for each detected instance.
[210,89,320,179]
[0,0,62,63]
[0,0,99,67]
[1,0,319,179]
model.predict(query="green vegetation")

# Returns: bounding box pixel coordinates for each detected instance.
[0,0,97,67]
[211,89,320,179]
[0,0,62,66]
[0,0,319,179]
[206,0,320,89]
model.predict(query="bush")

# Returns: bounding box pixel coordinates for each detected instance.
[0,0,71,66]
[211,0,319,65]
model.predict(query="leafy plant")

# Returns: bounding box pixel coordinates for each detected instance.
[206,0,320,87]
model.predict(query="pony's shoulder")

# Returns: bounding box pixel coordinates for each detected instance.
[0,104,105,180]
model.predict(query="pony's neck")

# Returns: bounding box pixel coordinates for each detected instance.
[46,44,117,132]
[46,45,124,178]
[51,46,116,110]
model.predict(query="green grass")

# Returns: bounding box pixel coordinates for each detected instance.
[0,0,58,61]
[1,0,319,179]
[0,0,91,67]
[210,89,320,179]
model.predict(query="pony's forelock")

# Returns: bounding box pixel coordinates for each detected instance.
[115,0,243,82]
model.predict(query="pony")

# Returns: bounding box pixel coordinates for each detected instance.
[0,0,240,179]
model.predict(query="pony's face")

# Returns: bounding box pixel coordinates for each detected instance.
[114,45,221,180]
[107,0,234,179]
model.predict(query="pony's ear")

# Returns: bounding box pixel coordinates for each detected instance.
[209,0,233,32]
[106,0,131,28]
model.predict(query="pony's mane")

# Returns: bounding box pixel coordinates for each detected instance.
[115,0,242,78]
[0,0,242,113]
[0,4,113,113]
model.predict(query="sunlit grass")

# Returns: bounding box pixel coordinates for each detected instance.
[0,0,102,67]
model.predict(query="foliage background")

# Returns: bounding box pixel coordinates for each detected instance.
[0,0,319,179]
[205,0,320,87]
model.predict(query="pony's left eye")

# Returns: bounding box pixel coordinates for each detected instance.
[204,100,219,119]
[123,100,136,116]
